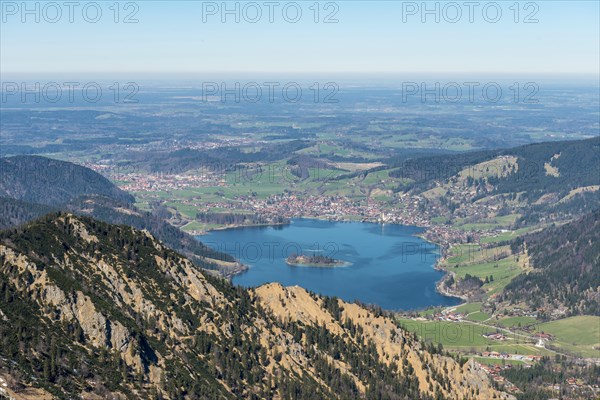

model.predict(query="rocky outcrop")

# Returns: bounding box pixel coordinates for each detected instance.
[0,244,145,375]
[0,214,513,400]
[255,283,513,400]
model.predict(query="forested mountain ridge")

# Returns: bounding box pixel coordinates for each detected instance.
[120,140,315,173]
[500,209,600,318]
[0,156,134,206]
[0,156,238,274]
[0,213,512,400]
[0,196,55,230]
[389,137,599,203]
[387,137,600,227]
[63,195,238,274]
[390,137,599,194]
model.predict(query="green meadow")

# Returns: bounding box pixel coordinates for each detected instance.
[396,318,549,356]
[535,316,600,358]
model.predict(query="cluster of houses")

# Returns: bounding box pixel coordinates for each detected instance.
[566,378,586,387]
[483,332,509,341]
[545,379,600,398]
[481,351,544,363]
[477,363,521,394]
[432,311,464,322]
[87,154,524,257]
[496,307,538,320]
[533,332,554,341]
[115,171,226,193]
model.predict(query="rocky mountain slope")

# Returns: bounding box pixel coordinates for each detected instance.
[0,214,511,399]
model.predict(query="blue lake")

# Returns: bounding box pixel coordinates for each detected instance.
[201,219,460,311]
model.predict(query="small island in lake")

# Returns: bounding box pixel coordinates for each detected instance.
[286,253,349,268]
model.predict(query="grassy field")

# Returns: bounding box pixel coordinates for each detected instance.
[451,256,523,295]
[472,357,526,366]
[479,226,536,244]
[466,311,492,322]
[431,214,522,232]
[180,221,223,232]
[494,316,538,328]
[430,216,451,224]
[444,244,483,265]
[441,238,526,299]
[396,318,549,356]
[415,307,442,317]
[535,316,600,358]
[164,201,200,219]
[445,244,513,266]
[453,302,483,314]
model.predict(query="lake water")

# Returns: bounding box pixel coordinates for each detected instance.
[201,219,460,310]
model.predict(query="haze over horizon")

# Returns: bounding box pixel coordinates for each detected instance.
[2,1,599,76]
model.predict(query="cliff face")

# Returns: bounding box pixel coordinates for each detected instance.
[0,213,511,400]
[254,284,507,400]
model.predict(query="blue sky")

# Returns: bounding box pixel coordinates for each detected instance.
[1,1,599,76]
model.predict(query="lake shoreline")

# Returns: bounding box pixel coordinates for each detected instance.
[189,221,291,236]
[414,232,469,306]
[198,217,464,310]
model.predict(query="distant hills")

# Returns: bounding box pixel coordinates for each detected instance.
[121,140,315,173]
[0,213,510,399]
[391,136,600,197]
[0,156,237,273]
[388,137,600,226]
[0,156,134,206]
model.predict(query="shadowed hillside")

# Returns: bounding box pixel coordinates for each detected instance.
[0,156,134,206]
[0,156,238,274]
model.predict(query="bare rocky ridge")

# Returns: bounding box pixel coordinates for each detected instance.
[0,213,512,399]
[255,284,511,400]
